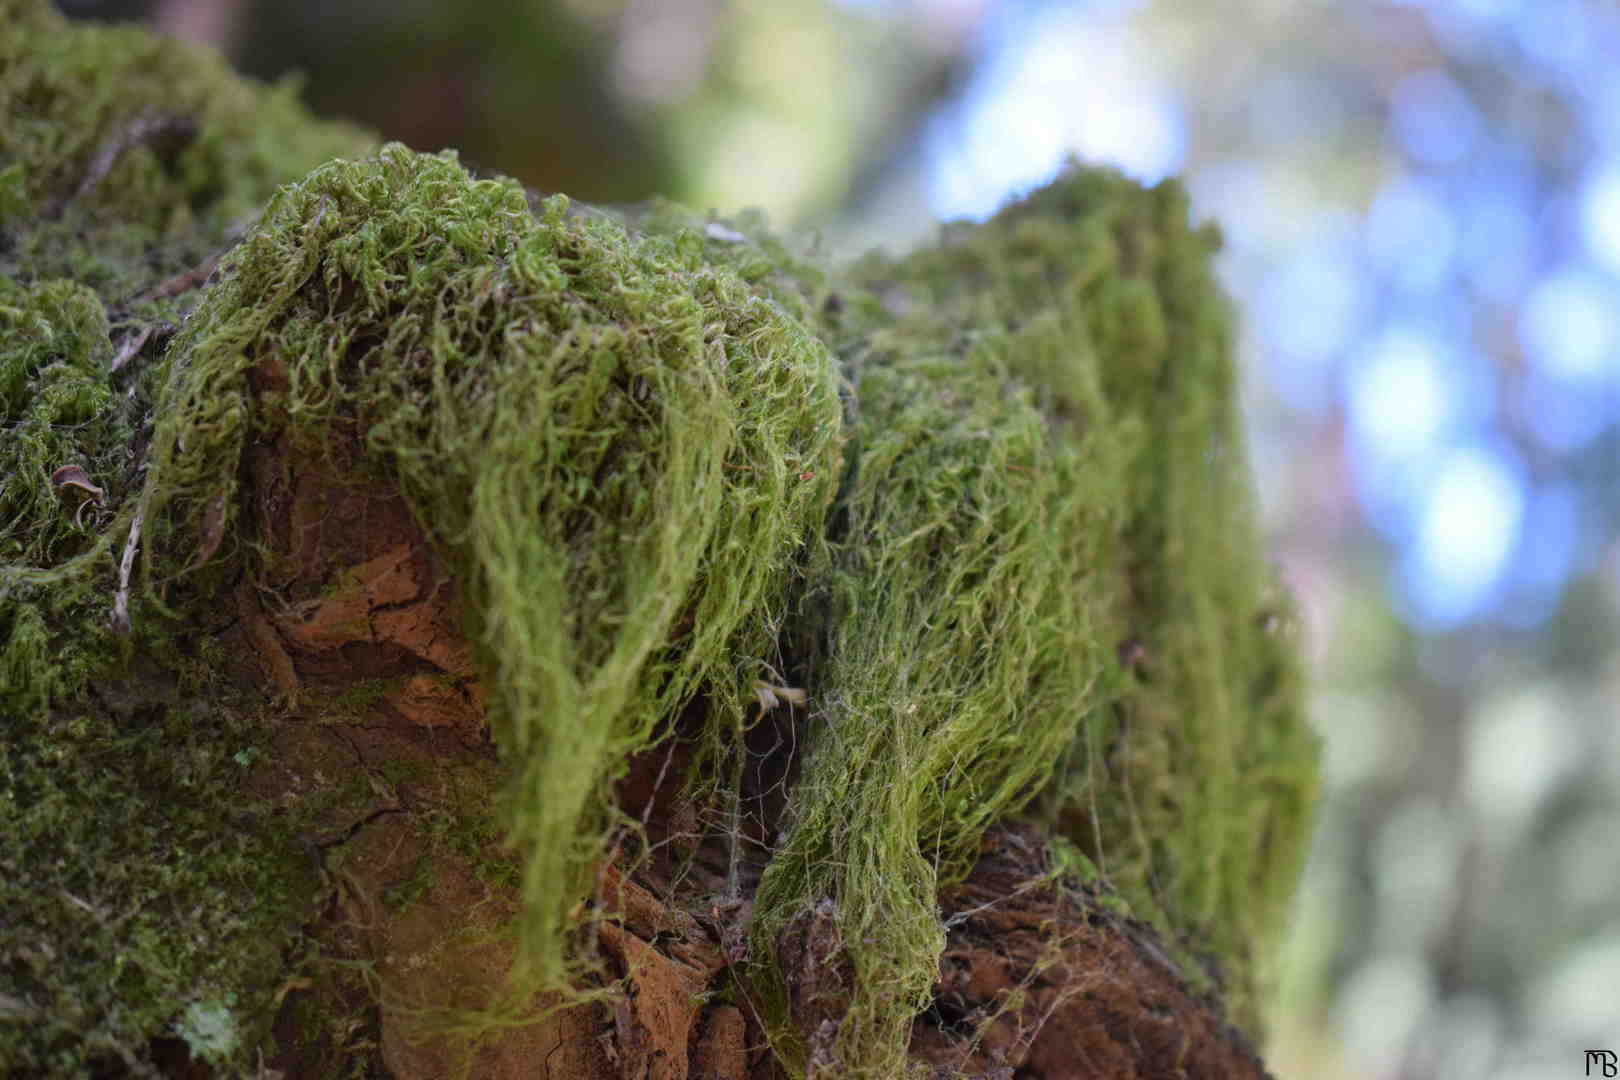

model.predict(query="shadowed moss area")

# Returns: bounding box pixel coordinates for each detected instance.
[0,2,375,1074]
[0,0,373,286]
[2,5,1316,1075]
[0,671,310,1077]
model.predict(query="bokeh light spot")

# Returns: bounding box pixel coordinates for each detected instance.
[1389,69,1481,167]
[1464,683,1579,828]
[1347,327,1452,463]
[1365,176,1458,294]
[924,7,1182,221]
[1260,225,1367,415]
[1580,161,1620,274]
[1404,442,1525,626]
[1519,267,1620,383]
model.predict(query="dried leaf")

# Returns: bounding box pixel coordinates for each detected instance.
[754,680,807,711]
[51,464,104,506]
[194,491,228,567]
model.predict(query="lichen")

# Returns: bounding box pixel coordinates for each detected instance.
[174,994,243,1065]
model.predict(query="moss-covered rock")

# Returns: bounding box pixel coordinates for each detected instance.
[0,3,1317,1076]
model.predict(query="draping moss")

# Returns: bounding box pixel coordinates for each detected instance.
[138,144,846,992]
[2,4,1316,1073]
[739,174,1316,1074]
[748,342,1104,1076]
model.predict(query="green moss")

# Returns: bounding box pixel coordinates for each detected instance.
[0,681,310,1077]
[763,172,1318,1054]
[137,144,845,990]
[314,676,399,723]
[2,6,1316,1073]
[384,855,436,914]
[748,326,1102,1076]
[1,0,376,717]
[633,172,1314,1074]
[0,5,378,1073]
[0,0,373,288]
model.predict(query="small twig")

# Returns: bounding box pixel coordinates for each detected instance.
[134,252,221,305]
[702,899,770,1055]
[45,111,196,219]
[724,780,745,903]
[59,889,99,917]
[111,502,144,635]
[638,732,682,827]
[0,991,38,1022]
[752,680,807,711]
[941,875,1049,931]
[109,323,156,373]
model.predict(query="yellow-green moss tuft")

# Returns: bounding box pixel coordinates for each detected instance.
[755,171,1319,1059]
[139,143,846,988]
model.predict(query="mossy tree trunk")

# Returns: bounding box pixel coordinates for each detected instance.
[1,4,1317,1078]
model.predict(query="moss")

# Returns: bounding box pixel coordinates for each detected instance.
[137,143,845,992]
[384,855,436,914]
[1,0,377,719]
[641,171,1314,1072]
[0,3,377,1073]
[314,676,400,724]
[2,5,1316,1074]
[747,325,1100,1076]
[749,173,1317,1062]
[0,0,373,289]
[0,677,311,1077]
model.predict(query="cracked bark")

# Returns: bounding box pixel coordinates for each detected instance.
[208,350,1274,1079]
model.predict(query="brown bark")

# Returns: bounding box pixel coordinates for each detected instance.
[224,370,1271,1079]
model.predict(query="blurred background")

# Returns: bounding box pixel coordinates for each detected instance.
[55,0,1620,1076]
